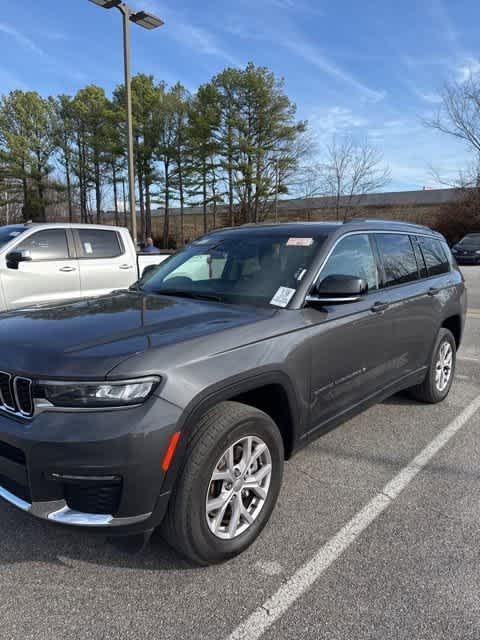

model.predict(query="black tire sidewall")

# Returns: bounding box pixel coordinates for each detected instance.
[185,414,283,563]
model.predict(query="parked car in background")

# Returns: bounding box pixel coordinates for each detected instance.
[0,220,466,565]
[451,233,480,265]
[0,223,170,311]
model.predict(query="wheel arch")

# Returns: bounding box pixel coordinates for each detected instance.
[160,371,302,497]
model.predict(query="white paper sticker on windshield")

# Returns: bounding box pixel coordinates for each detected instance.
[286,237,314,247]
[84,242,93,254]
[270,286,296,308]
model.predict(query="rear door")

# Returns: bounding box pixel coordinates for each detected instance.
[374,232,438,381]
[1,228,81,309]
[74,228,137,297]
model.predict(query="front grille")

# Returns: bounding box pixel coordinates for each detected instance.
[14,378,33,416]
[65,481,122,515]
[0,372,34,417]
[0,372,15,410]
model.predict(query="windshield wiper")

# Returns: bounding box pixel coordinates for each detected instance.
[152,289,224,302]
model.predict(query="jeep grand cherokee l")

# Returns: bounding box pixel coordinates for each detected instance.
[0,220,466,565]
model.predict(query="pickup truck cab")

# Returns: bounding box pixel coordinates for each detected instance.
[0,223,169,311]
[0,220,466,565]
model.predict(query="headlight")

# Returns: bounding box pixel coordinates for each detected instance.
[475,250,480,255]
[35,377,161,408]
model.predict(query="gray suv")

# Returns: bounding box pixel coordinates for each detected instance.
[0,220,466,565]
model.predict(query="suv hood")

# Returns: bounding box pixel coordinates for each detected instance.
[0,291,275,378]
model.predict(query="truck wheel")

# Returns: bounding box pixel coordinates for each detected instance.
[408,328,456,403]
[161,401,284,565]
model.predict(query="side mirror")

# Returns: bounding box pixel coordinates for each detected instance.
[307,274,368,305]
[6,250,32,270]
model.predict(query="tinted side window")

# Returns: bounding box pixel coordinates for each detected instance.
[77,230,122,259]
[376,234,419,287]
[15,229,69,261]
[419,237,450,276]
[319,234,379,291]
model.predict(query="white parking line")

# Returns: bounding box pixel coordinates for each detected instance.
[226,393,480,640]
[458,355,480,363]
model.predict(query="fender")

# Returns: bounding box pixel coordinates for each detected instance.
[159,368,303,497]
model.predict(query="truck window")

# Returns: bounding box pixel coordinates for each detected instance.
[15,229,69,261]
[77,229,122,259]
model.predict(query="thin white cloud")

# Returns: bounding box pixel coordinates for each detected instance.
[454,57,480,83]
[169,22,240,66]
[134,0,239,66]
[312,106,368,137]
[283,39,385,103]
[0,22,45,56]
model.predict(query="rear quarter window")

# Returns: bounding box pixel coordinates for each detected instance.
[419,237,450,276]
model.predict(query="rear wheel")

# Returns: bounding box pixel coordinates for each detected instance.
[408,328,456,403]
[161,401,284,565]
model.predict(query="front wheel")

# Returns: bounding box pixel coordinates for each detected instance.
[408,328,456,403]
[161,401,284,565]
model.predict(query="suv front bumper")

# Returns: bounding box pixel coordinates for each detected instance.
[0,395,182,535]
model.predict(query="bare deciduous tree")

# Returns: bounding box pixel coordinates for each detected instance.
[426,77,480,157]
[425,76,480,189]
[300,137,390,220]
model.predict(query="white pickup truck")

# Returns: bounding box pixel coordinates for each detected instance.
[0,223,171,311]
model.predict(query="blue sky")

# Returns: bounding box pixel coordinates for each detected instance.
[1,0,479,191]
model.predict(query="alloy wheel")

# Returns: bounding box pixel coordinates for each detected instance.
[205,436,272,540]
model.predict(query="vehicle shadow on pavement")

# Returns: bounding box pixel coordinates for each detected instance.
[0,505,194,571]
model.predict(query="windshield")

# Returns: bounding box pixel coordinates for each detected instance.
[458,234,480,247]
[0,225,27,249]
[139,231,327,307]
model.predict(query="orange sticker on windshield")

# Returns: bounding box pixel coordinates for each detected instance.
[286,237,314,247]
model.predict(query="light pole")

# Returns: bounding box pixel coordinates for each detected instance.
[88,0,164,244]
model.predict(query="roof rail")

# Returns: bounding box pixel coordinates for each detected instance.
[344,217,432,232]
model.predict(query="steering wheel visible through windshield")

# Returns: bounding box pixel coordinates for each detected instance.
[138,231,326,307]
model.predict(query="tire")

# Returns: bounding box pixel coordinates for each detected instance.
[408,328,456,403]
[161,401,284,565]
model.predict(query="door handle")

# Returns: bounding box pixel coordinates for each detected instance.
[119,264,133,270]
[428,287,440,296]
[371,301,390,313]
[59,266,77,272]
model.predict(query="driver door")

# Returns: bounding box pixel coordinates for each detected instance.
[304,233,393,432]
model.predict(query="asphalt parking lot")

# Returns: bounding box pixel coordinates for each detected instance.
[1,267,480,640]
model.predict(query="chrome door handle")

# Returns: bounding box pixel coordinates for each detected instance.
[59,266,77,272]
[428,287,440,296]
[119,264,133,270]
[371,301,389,313]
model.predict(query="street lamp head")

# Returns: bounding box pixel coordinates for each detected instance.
[130,10,164,29]
[88,0,122,8]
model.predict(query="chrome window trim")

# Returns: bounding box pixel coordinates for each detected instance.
[307,229,447,300]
